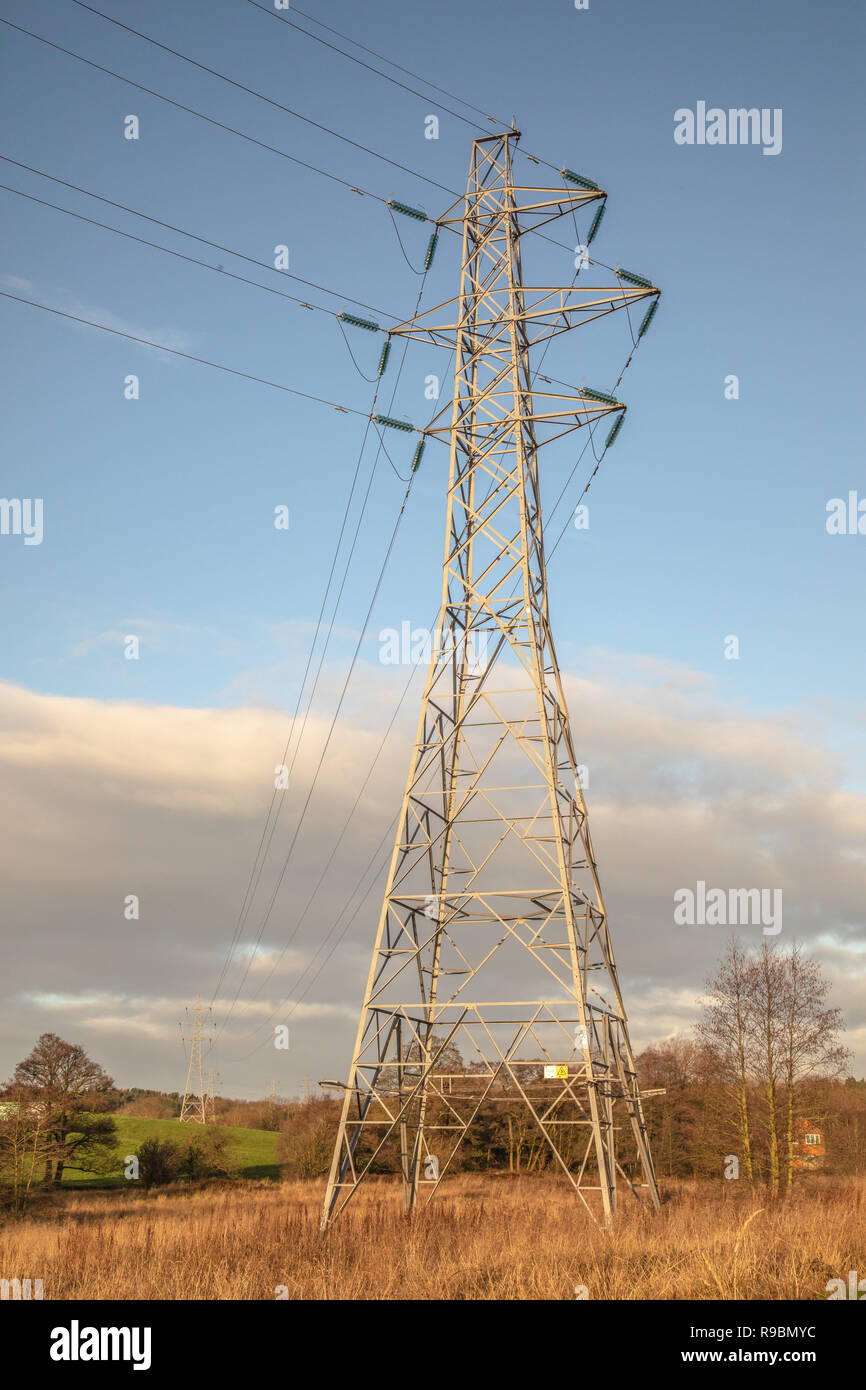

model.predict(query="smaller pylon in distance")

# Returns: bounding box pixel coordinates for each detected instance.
[179,998,214,1124]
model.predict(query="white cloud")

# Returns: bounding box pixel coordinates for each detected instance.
[0,661,863,1093]
[0,272,194,361]
[0,272,35,292]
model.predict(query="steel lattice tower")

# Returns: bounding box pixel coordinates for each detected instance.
[322,132,661,1227]
[179,999,213,1124]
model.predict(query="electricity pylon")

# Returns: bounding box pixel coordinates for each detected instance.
[179,999,214,1124]
[322,131,661,1228]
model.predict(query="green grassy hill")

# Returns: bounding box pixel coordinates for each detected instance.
[62,1115,280,1187]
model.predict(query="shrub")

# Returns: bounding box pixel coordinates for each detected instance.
[137,1137,181,1189]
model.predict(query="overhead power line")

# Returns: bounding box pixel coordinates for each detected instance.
[0,289,368,415]
[231,661,420,1029]
[4,9,662,1163]
[225,316,654,1050]
[235,836,396,1061]
[248,0,563,175]
[219,253,652,1048]
[287,1,508,128]
[210,406,383,1008]
[0,288,426,1030]
[10,11,653,1059]
[2,255,442,1023]
[208,230,656,1047]
[213,462,419,1036]
[209,314,431,1013]
[247,0,488,133]
[0,154,399,320]
[69,1,461,200]
[0,20,411,211]
[1,21,592,264]
[217,342,439,1030]
[0,181,394,326]
[210,277,443,1013]
[212,274,432,1039]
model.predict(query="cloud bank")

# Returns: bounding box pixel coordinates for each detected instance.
[1,658,863,1097]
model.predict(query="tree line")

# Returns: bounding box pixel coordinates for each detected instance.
[277,940,857,1189]
[2,939,858,1205]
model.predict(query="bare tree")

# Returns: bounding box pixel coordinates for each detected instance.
[751,943,788,1195]
[698,940,851,1195]
[0,1085,48,1212]
[696,938,756,1188]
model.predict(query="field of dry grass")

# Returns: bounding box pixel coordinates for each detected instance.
[1,1175,863,1301]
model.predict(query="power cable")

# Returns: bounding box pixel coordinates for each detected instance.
[227,321,651,1047]
[286,2,508,129]
[209,412,381,1005]
[0,180,394,326]
[69,2,460,200]
[213,464,419,1035]
[2,20,616,270]
[0,154,398,320]
[236,838,395,1061]
[249,1,572,177]
[247,0,488,133]
[0,20,411,211]
[215,352,457,1033]
[12,8,654,1039]
[212,281,431,1034]
[232,657,423,1033]
[0,288,368,414]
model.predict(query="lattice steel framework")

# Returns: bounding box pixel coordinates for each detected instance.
[179,999,213,1124]
[322,132,660,1227]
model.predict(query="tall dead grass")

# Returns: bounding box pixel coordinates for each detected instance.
[0,1175,862,1300]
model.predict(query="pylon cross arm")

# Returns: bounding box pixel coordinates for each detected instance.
[435,184,604,230]
[389,285,656,351]
[424,396,623,439]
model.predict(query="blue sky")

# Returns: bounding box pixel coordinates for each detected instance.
[1,0,864,1094]
[2,0,864,715]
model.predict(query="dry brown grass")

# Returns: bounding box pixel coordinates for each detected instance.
[1,1175,862,1300]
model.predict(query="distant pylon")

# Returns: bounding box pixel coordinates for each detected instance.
[322,132,661,1229]
[301,1076,312,1103]
[179,999,214,1124]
